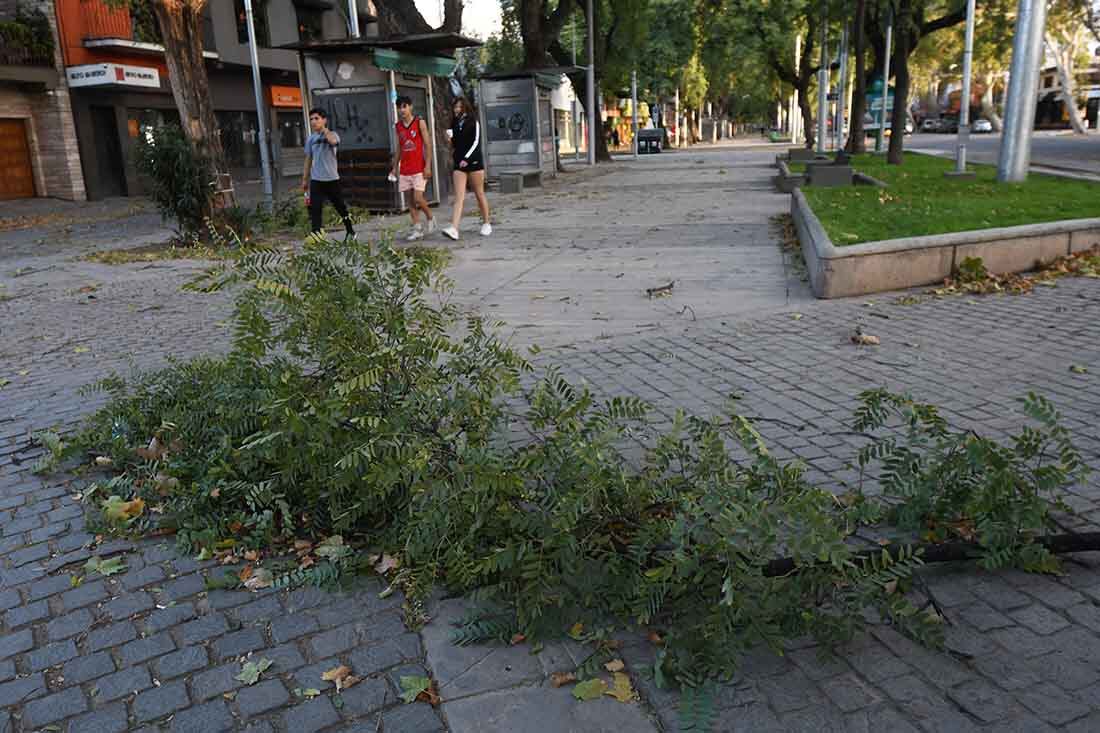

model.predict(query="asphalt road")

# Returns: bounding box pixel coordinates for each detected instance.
[905,131,1100,175]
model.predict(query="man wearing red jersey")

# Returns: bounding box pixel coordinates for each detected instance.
[391,96,435,240]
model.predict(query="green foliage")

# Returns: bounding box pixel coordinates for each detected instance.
[32,430,63,474]
[133,124,216,239]
[855,389,1088,573]
[72,233,1087,691]
[0,4,54,62]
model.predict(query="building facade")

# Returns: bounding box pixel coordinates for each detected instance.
[52,0,325,200]
[0,0,86,200]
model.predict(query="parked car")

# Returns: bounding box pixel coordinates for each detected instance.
[921,118,942,133]
[940,117,959,134]
[973,118,994,133]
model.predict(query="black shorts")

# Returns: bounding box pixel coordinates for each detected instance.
[453,157,484,173]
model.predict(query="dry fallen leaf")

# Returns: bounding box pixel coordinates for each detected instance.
[243,567,273,591]
[322,665,360,690]
[646,630,664,645]
[572,678,608,701]
[606,672,636,703]
[510,633,526,645]
[243,550,259,562]
[851,332,880,346]
[238,564,254,582]
[604,659,625,673]
[550,671,577,688]
[94,456,113,467]
[371,553,400,575]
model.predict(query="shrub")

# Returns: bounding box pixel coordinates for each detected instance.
[133,124,215,239]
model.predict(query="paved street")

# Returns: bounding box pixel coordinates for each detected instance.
[1,140,1100,732]
[906,131,1100,177]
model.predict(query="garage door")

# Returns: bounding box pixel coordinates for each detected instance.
[0,119,36,200]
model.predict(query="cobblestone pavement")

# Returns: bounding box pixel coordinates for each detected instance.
[1,142,1100,732]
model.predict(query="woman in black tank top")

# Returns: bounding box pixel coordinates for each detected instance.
[441,97,492,241]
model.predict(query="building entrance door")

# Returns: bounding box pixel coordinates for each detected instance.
[0,119,36,200]
[90,106,127,198]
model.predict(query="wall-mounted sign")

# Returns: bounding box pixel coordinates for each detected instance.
[67,63,160,89]
[268,85,302,108]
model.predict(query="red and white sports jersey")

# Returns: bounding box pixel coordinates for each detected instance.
[396,117,426,175]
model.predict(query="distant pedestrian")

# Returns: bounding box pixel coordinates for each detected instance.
[441,97,491,241]
[302,108,355,239]
[391,95,435,241]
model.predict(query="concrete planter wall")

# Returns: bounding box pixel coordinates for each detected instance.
[791,190,1100,299]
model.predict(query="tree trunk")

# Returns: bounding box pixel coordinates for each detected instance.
[846,0,868,153]
[980,72,1003,131]
[887,0,912,165]
[1045,36,1088,134]
[798,84,815,149]
[150,0,224,169]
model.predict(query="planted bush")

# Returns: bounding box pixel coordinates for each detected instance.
[71,236,1089,688]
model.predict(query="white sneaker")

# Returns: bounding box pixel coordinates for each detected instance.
[442,225,459,241]
[480,222,492,237]
[427,218,437,234]
[406,226,424,241]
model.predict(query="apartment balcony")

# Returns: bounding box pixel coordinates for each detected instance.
[78,0,218,59]
[0,9,59,87]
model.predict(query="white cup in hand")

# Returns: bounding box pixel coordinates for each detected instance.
[445,129,453,140]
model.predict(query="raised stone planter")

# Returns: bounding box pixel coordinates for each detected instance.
[805,162,853,187]
[790,189,1100,299]
[773,160,805,193]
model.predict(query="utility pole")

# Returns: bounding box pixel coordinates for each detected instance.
[816,15,828,154]
[572,17,580,161]
[586,0,596,165]
[836,24,849,152]
[875,7,893,154]
[631,69,638,160]
[790,34,801,144]
[952,0,977,175]
[998,0,1046,182]
[244,0,272,209]
[347,0,360,38]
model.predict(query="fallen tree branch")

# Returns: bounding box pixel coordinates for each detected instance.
[763,532,1100,577]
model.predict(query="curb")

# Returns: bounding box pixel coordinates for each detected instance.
[790,190,1100,298]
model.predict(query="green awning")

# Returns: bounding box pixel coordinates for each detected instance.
[373,48,456,77]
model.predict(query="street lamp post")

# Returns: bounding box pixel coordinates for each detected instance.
[836,24,849,152]
[816,18,828,154]
[586,0,596,166]
[875,8,893,154]
[631,69,638,160]
[998,0,1046,182]
[952,0,977,175]
[243,0,272,210]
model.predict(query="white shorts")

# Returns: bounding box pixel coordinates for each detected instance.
[399,173,426,192]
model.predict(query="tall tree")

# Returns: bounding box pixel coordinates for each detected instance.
[847,0,869,151]
[1045,0,1091,133]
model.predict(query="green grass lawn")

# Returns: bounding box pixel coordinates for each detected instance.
[801,152,1100,245]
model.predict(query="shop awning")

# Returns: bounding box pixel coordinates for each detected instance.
[373,48,457,77]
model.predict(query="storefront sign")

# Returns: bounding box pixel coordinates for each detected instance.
[67,63,160,89]
[268,85,303,108]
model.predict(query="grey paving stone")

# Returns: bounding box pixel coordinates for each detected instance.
[0,659,14,683]
[121,564,167,591]
[757,669,828,713]
[1066,602,1100,633]
[102,590,155,620]
[24,573,71,601]
[67,702,128,733]
[946,679,1013,723]
[143,601,197,633]
[176,613,230,645]
[206,589,252,610]
[61,579,108,611]
[291,659,342,692]
[348,640,408,677]
[989,626,1064,658]
[779,706,849,733]
[844,641,911,683]
[21,685,87,728]
[845,706,921,733]
[120,631,176,666]
[973,651,1042,691]
[819,673,881,713]
[0,629,34,662]
[970,579,1033,610]
[334,675,390,716]
[3,599,48,628]
[133,679,190,723]
[0,673,47,707]
[191,663,247,701]
[711,701,787,733]
[787,646,851,681]
[27,639,78,670]
[161,573,205,602]
[56,531,95,554]
[270,613,319,643]
[92,664,153,702]
[169,699,235,733]
[307,626,359,659]
[62,651,116,684]
[87,620,138,651]
[1028,650,1100,691]
[957,601,1016,632]
[1009,604,1071,635]
[5,540,49,567]
[0,589,19,612]
[1015,682,1091,725]
[213,627,265,660]
[281,695,341,733]
[46,607,93,641]
[235,678,290,718]
[153,645,210,680]
[263,642,307,672]
[232,595,283,624]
